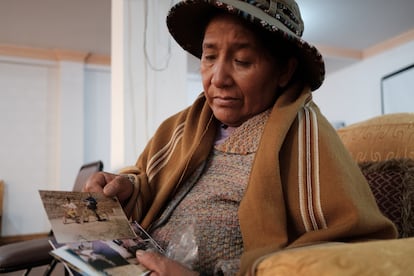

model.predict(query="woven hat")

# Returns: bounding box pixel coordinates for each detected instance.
[166,0,325,91]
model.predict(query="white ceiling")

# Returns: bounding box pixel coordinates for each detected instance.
[1,0,414,74]
[0,0,111,55]
[297,0,414,73]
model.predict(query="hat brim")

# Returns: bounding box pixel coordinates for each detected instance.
[167,0,325,91]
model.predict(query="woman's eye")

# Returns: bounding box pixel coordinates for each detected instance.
[235,59,251,66]
[203,55,216,61]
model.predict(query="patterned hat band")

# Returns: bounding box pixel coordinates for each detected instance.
[223,0,304,36]
[167,0,325,90]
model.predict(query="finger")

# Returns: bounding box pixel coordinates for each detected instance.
[136,251,198,276]
[83,172,104,192]
[103,174,134,201]
[136,250,167,274]
[83,172,116,193]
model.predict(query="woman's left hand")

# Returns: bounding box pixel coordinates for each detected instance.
[136,250,199,276]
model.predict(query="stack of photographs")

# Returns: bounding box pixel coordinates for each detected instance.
[39,190,163,276]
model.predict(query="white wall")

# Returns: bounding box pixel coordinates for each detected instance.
[314,40,414,126]
[84,65,111,167]
[0,57,57,235]
[111,0,187,170]
[0,56,111,236]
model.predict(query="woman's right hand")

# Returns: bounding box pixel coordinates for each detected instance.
[136,250,199,276]
[83,172,134,204]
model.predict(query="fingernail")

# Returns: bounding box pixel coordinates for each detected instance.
[136,250,145,257]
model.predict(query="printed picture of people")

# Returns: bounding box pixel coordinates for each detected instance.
[50,237,154,275]
[39,190,136,243]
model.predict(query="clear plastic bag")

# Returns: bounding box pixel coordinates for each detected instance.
[164,219,198,270]
[214,259,240,276]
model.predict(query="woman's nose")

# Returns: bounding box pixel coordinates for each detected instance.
[211,60,233,88]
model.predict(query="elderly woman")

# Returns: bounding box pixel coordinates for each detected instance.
[85,1,397,275]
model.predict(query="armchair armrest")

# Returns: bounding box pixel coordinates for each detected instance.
[253,237,414,276]
[0,237,53,273]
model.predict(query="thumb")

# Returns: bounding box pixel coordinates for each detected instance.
[136,250,164,272]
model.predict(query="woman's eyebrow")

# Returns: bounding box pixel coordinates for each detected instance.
[202,41,254,51]
[202,42,216,50]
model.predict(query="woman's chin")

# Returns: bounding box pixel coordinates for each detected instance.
[214,114,243,127]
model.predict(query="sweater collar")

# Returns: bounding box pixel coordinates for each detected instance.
[214,109,271,154]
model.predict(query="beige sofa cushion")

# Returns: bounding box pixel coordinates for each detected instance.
[337,113,414,162]
[253,238,414,276]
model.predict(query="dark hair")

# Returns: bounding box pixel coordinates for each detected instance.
[262,30,305,89]
[241,14,305,90]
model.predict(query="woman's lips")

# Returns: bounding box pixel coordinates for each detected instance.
[214,97,239,106]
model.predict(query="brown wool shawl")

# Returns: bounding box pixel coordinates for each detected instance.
[120,85,397,275]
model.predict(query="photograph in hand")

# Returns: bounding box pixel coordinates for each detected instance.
[39,190,136,243]
[41,191,165,275]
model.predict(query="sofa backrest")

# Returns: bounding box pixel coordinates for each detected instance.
[337,113,414,238]
[337,112,414,162]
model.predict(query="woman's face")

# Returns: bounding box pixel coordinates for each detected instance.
[201,14,293,127]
